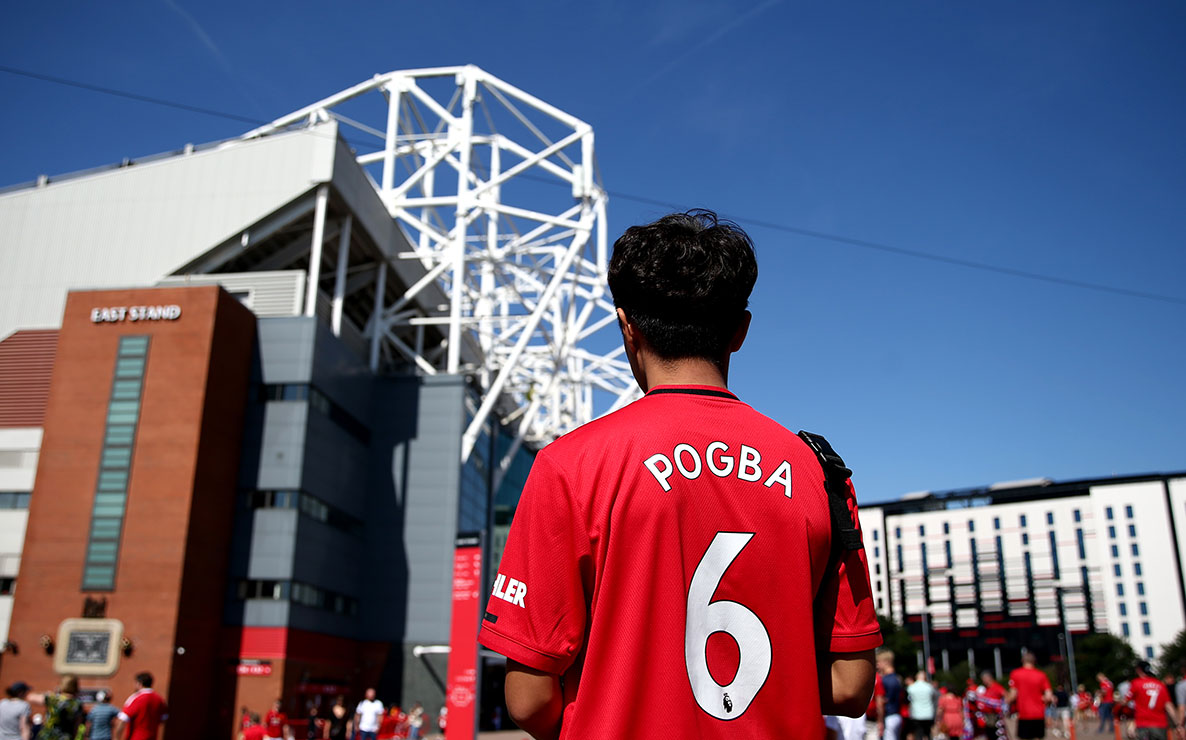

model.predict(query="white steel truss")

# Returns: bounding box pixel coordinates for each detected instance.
[242,65,640,469]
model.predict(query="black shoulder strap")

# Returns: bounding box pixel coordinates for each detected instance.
[797,430,863,552]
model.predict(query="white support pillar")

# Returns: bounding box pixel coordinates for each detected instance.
[304,184,330,317]
[447,71,478,374]
[331,214,353,336]
[370,262,387,372]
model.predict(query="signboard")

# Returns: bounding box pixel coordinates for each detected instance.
[53,618,124,676]
[444,533,482,740]
[237,662,273,677]
[90,305,182,323]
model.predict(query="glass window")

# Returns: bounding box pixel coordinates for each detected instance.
[1074,509,1082,523]
[1022,533,1029,546]
[1020,515,1027,527]
[1117,584,1125,597]
[1132,543,1140,557]
[1120,603,1128,616]
[993,517,1000,530]
[114,357,146,378]
[1111,545,1119,558]
[943,523,950,535]
[1114,564,1122,577]
[111,379,143,400]
[1142,622,1151,636]
[1108,526,1116,539]
[104,425,135,446]
[1138,583,1146,596]
[1076,529,1086,559]
[1128,524,1137,537]
[97,471,128,491]
[1106,507,1114,520]
[919,525,925,537]
[100,447,132,469]
[1047,512,1054,525]
[119,336,149,355]
[873,530,879,542]
[1134,563,1142,576]
[895,527,901,539]
[969,520,976,532]
[1126,505,1134,519]
[874,546,880,558]
[90,519,121,538]
[896,545,903,572]
[1122,623,1130,637]
[1140,602,1148,616]
[1147,647,1155,659]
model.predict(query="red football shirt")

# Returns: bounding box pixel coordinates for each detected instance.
[264,711,287,738]
[868,672,886,717]
[117,689,168,740]
[1008,667,1051,720]
[478,385,882,739]
[243,727,267,740]
[1130,677,1171,728]
[1101,678,1115,703]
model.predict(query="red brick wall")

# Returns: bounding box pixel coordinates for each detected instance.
[0,286,254,739]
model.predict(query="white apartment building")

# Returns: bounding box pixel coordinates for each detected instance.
[859,472,1186,674]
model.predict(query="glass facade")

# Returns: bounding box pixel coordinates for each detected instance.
[82,335,148,590]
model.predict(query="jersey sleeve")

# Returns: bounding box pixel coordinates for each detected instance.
[478,451,589,674]
[813,479,882,653]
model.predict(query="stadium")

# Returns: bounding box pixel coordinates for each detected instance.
[0,66,637,738]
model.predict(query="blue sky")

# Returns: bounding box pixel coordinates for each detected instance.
[2,1,1183,502]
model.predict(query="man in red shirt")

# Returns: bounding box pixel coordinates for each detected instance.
[1130,661,1174,740]
[1007,652,1053,740]
[975,671,1007,740]
[1100,672,1117,733]
[478,210,881,739]
[264,700,289,740]
[115,672,167,740]
[241,714,267,740]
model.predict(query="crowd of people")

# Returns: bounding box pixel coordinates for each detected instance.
[0,673,166,740]
[238,690,440,740]
[827,650,1185,740]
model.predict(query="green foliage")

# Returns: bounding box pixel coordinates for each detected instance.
[934,660,971,692]
[1073,632,1139,690]
[1156,629,1186,677]
[878,614,919,676]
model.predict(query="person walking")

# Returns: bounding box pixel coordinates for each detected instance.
[1008,653,1053,740]
[28,676,83,740]
[263,700,288,740]
[938,685,965,740]
[1099,673,1117,734]
[0,683,32,740]
[976,671,1007,740]
[478,209,881,739]
[907,672,938,740]
[881,652,905,740]
[1129,661,1173,740]
[86,692,119,740]
[353,690,382,740]
[115,672,168,740]
[326,698,349,740]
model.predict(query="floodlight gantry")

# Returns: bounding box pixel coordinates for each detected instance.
[242,65,639,475]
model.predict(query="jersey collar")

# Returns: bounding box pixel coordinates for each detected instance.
[644,384,739,401]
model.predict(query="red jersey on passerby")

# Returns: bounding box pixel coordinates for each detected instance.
[243,726,267,740]
[478,386,882,739]
[1101,678,1115,703]
[1130,677,1170,728]
[264,710,287,738]
[979,681,1006,712]
[868,672,885,717]
[1008,666,1052,720]
[117,689,168,740]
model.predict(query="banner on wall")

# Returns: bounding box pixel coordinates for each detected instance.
[444,532,482,740]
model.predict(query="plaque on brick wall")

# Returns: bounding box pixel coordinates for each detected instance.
[53,618,123,676]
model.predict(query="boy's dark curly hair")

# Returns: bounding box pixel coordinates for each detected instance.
[608,209,757,363]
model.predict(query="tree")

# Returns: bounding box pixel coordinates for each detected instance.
[1156,629,1186,676]
[878,614,919,676]
[1074,632,1139,690]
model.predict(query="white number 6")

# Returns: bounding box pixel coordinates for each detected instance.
[685,531,772,719]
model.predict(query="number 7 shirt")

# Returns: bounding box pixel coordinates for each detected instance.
[478,385,882,738]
